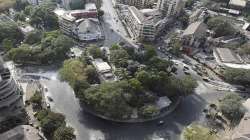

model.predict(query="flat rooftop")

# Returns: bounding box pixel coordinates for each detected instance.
[92,59,112,73]
[215,48,241,64]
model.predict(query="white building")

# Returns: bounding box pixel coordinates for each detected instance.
[157,0,184,17]
[61,0,72,9]
[92,59,115,82]
[229,0,247,10]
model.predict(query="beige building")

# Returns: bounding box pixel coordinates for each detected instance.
[157,0,184,17]
[182,21,207,47]
[125,6,165,41]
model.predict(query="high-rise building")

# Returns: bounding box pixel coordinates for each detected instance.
[124,6,166,41]
[157,0,184,17]
[61,0,72,9]
[0,58,24,125]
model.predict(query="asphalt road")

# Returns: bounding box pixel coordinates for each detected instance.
[100,0,134,48]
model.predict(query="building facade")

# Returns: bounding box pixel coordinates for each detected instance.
[0,59,24,125]
[27,0,43,5]
[157,0,184,17]
[125,6,166,41]
[116,0,153,9]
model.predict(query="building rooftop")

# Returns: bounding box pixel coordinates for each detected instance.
[19,25,35,35]
[215,48,241,64]
[156,96,172,110]
[183,21,206,36]
[0,125,43,140]
[229,0,246,7]
[128,6,145,24]
[92,59,112,73]
[77,18,100,34]
[85,3,97,11]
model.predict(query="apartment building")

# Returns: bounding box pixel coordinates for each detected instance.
[157,0,184,17]
[125,6,165,41]
[0,58,24,124]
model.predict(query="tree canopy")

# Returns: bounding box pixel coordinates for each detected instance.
[207,17,236,38]
[53,126,75,140]
[219,94,245,123]
[223,68,250,86]
[7,30,73,64]
[183,124,217,140]
[83,81,133,119]
[0,21,23,44]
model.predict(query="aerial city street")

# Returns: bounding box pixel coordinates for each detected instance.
[0,0,250,140]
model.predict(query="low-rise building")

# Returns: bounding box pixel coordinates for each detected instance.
[54,4,102,41]
[92,59,115,82]
[214,48,242,64]
[229,0,247,10]
[182,21,207,48]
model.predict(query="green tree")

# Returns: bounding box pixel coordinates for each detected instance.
[24,30,42,45]
[0,21,23,44]
[2,39,13,51]
[85,65,99,84]
[84,81,133,119]
[223,68,250,86]
[40,111,66,137]
[14,11,26,21]
[30,5,59,30]
[110,48,129,68]
[219,94,245,123]
[147,56,173,72]
[140,105,159,118]
[30,91,42,105]
[144,45,157,61]
[53,126,75,140]
[59,59,88,87]
[183,124,217,140]
[87,45,102,58]
[207,17,236,38]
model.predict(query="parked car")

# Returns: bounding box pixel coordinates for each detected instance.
[157,120,165,125]
[47,96,53,102]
